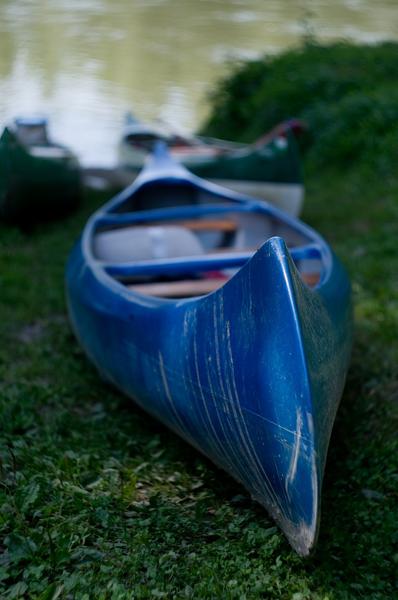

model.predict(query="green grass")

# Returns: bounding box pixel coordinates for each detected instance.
[1,41,398,599]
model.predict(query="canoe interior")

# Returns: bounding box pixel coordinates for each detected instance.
[13,118,73,161]
[93,206,323,298]
[110,179,233,212]
[111,175,303,215]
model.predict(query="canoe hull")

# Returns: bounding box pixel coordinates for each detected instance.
[66,233,352,555]
[0,126,81,225]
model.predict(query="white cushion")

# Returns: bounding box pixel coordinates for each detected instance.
[94,225,204,263]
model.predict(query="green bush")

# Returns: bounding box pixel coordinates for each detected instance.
[201,41,398,172]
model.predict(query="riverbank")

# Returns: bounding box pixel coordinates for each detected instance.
[1,42,397,598]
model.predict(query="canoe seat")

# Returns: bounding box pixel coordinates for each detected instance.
[94,225,204,263]
[28,146,71,159]
[15,120,48,146]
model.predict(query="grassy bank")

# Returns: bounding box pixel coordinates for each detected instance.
[1,42,398,599]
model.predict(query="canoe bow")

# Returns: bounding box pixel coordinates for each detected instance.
[66,229,351,555]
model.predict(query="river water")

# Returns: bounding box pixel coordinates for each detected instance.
[0,0,396,165]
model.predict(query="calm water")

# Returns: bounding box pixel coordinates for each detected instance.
[0,0,397,165]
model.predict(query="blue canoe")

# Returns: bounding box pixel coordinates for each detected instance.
[66,147,352,555]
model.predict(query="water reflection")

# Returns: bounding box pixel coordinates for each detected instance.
[0,0,396,164]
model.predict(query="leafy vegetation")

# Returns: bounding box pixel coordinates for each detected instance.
[201,41,398,170]
[1,41,398,598]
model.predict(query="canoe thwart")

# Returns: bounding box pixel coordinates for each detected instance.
[128,277,227,297]
[142,218,238,232]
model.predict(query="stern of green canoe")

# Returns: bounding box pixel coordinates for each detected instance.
[191,131,303,186]
[190,131,304,214]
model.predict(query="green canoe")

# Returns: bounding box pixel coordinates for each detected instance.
[118,115,305,216]
[0,118,82,225]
